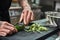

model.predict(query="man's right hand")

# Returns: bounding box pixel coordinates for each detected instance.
[0,21,17,36]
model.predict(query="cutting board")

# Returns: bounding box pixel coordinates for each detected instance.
[0,19,58,40]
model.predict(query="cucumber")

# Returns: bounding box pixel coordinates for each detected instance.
[15,25,25,31]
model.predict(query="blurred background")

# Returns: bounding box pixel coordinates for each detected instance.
[9,0,60,24]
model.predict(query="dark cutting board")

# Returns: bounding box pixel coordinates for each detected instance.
[0,19,58,40]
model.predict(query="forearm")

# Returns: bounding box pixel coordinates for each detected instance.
[18,0,31,9]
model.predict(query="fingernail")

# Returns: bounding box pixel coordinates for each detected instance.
[2,33,7,36]
[10,27,14,31]
[0,32,7,36]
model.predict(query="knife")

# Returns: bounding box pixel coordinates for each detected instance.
[15,22,34,26]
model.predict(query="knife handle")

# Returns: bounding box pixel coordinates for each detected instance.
[28,22,34,26]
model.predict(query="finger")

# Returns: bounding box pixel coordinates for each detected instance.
[27,11,32,24]
[5,23,18,32]
[0,32,7,36]
[31,12,34,21]
[6,23,18,32]
[6,26,17,33]
[19,13,24,22]
[23,10,28,25]
[0,28,12,34]
[2,25,15,32]
[1,24,18,33]
[6,23,14,27]
[2,22,14,27]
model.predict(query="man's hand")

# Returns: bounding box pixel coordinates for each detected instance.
[19,8,34,25]
[18,0,34,25]
[0,21,17,36]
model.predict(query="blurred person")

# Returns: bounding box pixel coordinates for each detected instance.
[0,0,34,36]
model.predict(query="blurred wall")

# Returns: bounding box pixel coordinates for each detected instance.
[40,0,54,6]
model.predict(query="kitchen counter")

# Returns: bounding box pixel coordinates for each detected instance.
[0,19,58,40]
[46,34,58,40]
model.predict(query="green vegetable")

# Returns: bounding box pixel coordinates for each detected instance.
[15,24,25,31]
[25,23,48,32]
[14,23,48,32]
[39,27,48,31]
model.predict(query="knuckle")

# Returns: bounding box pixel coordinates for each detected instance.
[13,28,15,30]
[4,21,8,23]
[3,22,7,24]
[2,22,8,26]
[27,17,30,19]
[11,27,15,31]
[7,30,11,34]
[7,30,11,33]
[3,21,7,23]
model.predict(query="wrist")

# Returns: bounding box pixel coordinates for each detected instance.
[23,5,31,10]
